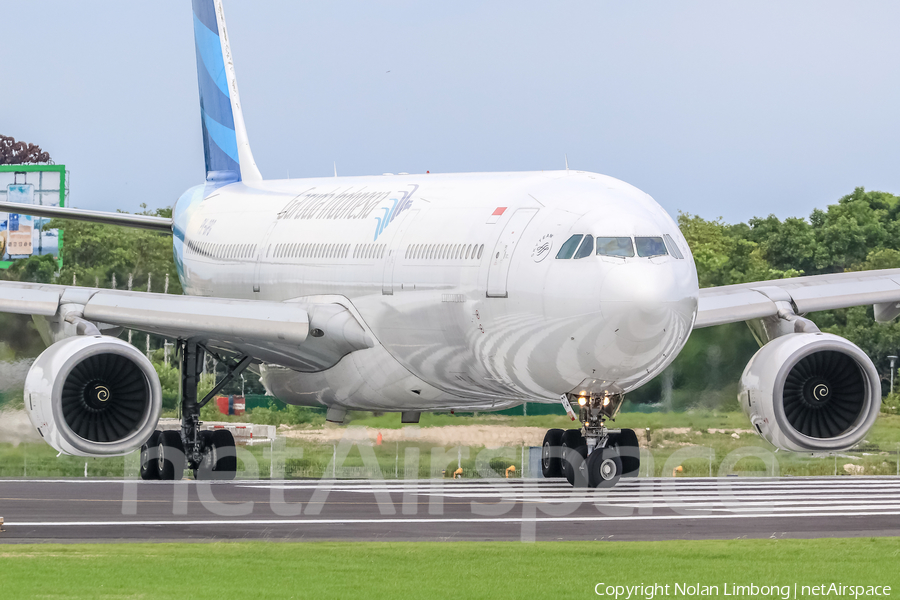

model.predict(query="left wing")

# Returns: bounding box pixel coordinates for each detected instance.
[695,268,900,328]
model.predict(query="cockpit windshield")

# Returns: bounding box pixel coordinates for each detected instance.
[556,234,583,259]
[556,234,679,260]
[573,235,594,259]
[596,237,634,258]
[634,236,668,258]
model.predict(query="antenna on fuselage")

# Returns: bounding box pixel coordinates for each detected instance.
[565,154,569,174]
[334,162,338,178]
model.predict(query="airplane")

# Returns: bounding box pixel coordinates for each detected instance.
[1,0,898,487]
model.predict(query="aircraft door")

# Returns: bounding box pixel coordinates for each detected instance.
[486,208,538,298]
[382,209,419,295]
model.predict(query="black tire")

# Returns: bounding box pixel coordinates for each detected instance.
[156,430,185,481]
[139,431,161,481]
[612,428,640,478]
[541,428,564,478]
[560,429,585,485]
[195,429,237,481]
[192,431,215,480]
[564,445,589,488]
[587,446,622,488]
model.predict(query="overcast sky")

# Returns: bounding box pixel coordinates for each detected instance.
[3,1,900,223]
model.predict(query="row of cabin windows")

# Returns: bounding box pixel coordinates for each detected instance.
[272,242,374,260]
[186,239,257,260]
[556,234,684,260]
[355,244,386,260]
[405,243,485,261]
[188,239,487,263]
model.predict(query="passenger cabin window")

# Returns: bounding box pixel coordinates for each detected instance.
[556,234,583,259]
[596,237,634,258]
[573,235,594,259]
[635,236,668,258]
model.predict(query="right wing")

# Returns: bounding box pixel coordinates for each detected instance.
[0,281,374,372]
[0,201,172,232]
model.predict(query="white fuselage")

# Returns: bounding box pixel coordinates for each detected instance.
[172,170,699,412]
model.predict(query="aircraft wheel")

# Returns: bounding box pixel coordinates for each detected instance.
[612,428,640,478]
[587,446,622,488]
[192,431,215,480]
[194,429,237,481]
[560,429,586,485]
[565,445,589,488]
[139,431,161,480]
[541,429,564,478]
[157,430,185,481]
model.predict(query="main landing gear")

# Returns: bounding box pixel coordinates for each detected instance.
[541,392,640,488]
[139,340,251,481]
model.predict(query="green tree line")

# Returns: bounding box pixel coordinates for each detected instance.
[630,186,900,410]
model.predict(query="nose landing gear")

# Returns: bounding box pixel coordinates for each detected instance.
[541,392,640,488]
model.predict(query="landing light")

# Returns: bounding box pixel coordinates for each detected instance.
[577,396,587,406]
[602,398,610,406]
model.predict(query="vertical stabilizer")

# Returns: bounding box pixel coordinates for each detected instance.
[191,0,262,183]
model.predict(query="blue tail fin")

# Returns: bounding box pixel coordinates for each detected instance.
[191,0,261,183]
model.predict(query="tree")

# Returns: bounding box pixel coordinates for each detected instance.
[0,135,50,164]
[0,254,57,283]
[47,204,182,294]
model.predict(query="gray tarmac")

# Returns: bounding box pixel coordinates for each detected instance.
[2,476,899,543]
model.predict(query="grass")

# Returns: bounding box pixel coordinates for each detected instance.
[4,411,900,479]
[2,539,898,599]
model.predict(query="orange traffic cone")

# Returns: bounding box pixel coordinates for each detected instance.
[376,431,383,445]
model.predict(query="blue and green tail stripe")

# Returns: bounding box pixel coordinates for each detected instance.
[192,0,240,182]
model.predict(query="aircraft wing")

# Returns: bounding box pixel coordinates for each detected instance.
[0,281,374,371]
[695,268,900,328]
[0,201,172,232]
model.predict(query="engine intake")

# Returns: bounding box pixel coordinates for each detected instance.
[739,333,880,452]
[25,335,162,457]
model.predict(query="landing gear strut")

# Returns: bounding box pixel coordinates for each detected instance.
[541,392,640,488]
[139,340,251,481]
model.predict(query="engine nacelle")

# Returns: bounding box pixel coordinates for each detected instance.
[25,335,162,457]
[739,332,880,452]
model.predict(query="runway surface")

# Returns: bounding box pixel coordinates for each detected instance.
[2,476,900,543]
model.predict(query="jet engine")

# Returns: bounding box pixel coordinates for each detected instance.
[24,335,162,457]
[739,332,880,452]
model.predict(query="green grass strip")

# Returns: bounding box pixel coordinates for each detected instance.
[2,539,898,599]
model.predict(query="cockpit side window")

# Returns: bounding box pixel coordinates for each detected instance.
[663,234,684,259]
[635,236,668,258]
[556,234,583,259]
[573,235,594,259]
[596,237,634,258]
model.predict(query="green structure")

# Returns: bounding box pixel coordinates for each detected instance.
[0,164,66,269]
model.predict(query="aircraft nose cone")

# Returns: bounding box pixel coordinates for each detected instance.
[600,262,695,343]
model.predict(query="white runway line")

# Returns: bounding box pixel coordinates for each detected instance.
[7,476,900,530]
[10,509,900,528]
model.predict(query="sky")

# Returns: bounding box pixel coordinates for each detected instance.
[2,1,900,224]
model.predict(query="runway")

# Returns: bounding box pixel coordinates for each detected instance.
[2,476,900,543]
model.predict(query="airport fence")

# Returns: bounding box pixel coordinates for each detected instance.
[4,433,900,480]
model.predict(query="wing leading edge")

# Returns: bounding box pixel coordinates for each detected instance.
[696,268,900,328]
[0,201,173,232]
